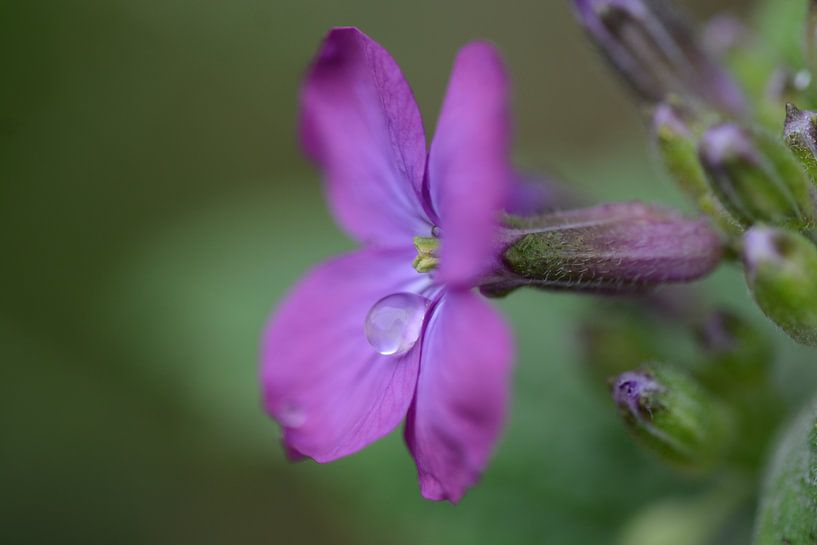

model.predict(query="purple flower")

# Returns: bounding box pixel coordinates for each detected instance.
[261,27,514,502]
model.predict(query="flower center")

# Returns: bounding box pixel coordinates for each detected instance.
[412,235,440,273]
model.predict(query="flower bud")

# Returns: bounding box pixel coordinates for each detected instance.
[699,123,817,231]
[611,364,732,471]
[481,202,723,296]
[754,395,817,544]
[571,0,746,116]
[652,103,708,201]
[651,103,742,235]
[742,227,817,346]
[784,103,817,184]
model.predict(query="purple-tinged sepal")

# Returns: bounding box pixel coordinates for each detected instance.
[611,364,733,471]
[480,202,723,296]
[742,227,817,347]
[571,0,746,117]
[699,123,817,231]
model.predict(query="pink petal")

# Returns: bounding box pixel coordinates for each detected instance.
[405,291,514,502]
[300,27,431,246]
[428,42,512,286]
[261,248,425,462]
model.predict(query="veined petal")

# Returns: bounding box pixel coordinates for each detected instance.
[428,42,512,286]
[300,27,430,245]
[405,291,514,502]
[261,248,426,462]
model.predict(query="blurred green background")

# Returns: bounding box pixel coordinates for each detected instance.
[3,0,816,544]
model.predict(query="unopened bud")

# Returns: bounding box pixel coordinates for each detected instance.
[571,0,746,116]
[481,202,723,296]
[611,364,732,471]
[652,103,708,200]
[699,123,817,231]
[651,103,742,235]
[742,227,817,346]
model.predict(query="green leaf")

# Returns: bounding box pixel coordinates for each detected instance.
[753,395,817,545]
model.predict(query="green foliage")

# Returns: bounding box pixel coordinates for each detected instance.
[754,396,817,545]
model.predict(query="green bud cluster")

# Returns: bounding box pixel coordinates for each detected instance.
[645,5,817,347]
[573,0,817,537]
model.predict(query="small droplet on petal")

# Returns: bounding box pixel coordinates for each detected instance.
[364,293,430,356]
[279,402,307,428]
[431,225,442,238]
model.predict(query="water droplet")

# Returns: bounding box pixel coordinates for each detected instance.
[364,292,429,356]
[279,402,306,428]
[431,225,442,238]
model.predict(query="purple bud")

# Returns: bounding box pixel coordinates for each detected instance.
[572,0,746,116]
[482,202,723,296]
[699,123,817,230]
[612,370,665,419]
[699,123,757,170]
[610,364,732,470]
[652,102,692,139]
[742,227,787,278]
[742,227,817,346]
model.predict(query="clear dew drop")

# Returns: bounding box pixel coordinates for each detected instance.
[364,292,430,356]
